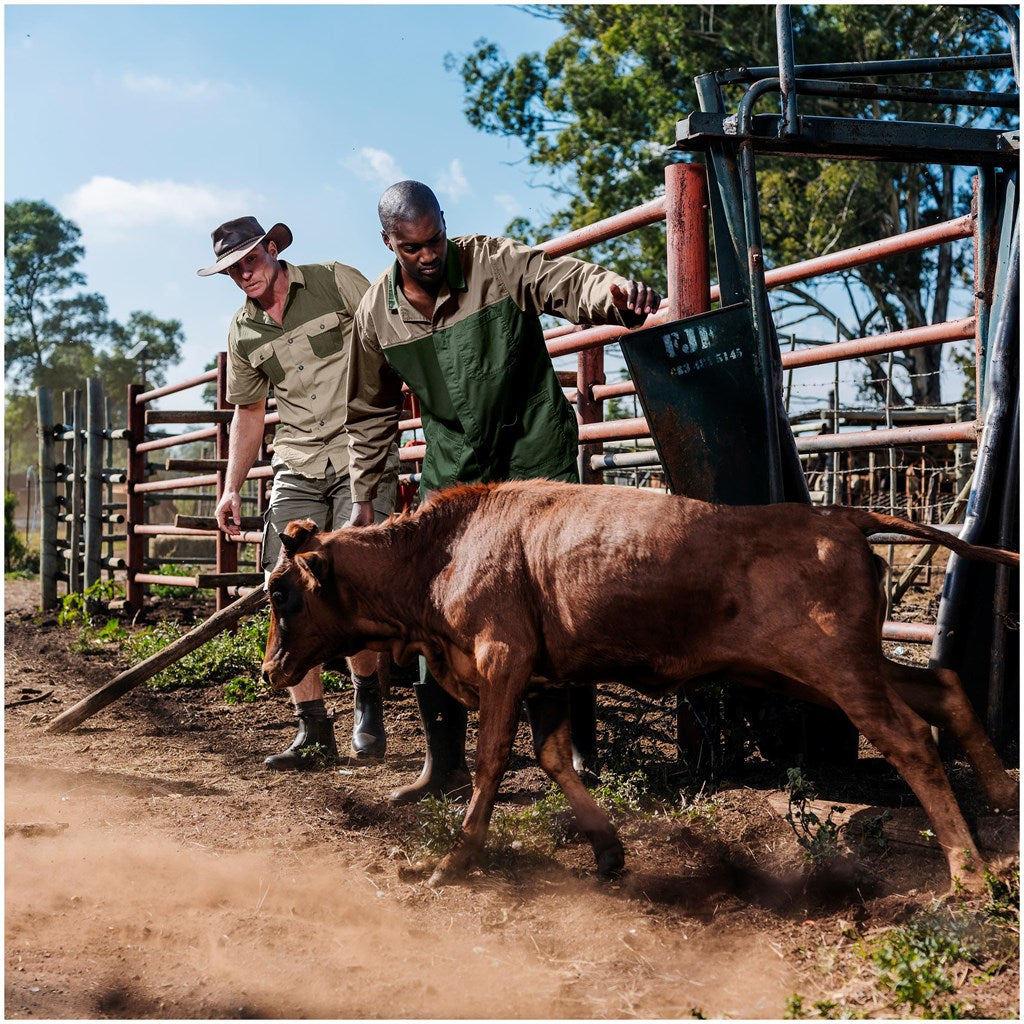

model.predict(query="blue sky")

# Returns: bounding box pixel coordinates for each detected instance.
[5,4,567,404]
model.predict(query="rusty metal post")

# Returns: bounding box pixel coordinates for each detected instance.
[665,163,711,320]
[215,352,237,611]
[576,349,605,487]
[125,384,147,614]
[666,162,713,765]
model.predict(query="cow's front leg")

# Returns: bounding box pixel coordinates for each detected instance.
[427,672,525,888]
[526,687,625,878]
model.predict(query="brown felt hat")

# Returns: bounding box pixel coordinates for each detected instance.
[196,216,293,277]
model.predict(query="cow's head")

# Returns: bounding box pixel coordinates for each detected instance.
[260,519,362,690]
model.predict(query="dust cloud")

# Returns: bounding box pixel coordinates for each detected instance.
[6,768,797,1019]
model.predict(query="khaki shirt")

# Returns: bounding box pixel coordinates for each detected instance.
[346,235,641,501]
[226,261,370,476]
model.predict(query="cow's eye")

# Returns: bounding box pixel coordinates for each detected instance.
[270,590,286,609]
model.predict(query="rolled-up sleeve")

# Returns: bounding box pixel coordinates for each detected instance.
[489,236,645,329]
[345,303,404,502]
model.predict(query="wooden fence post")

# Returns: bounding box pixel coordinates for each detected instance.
[37,387,58,610]
[65,390,85,596]
[84,378,104,599]
[125,383,146,614]
[215,352,237,611]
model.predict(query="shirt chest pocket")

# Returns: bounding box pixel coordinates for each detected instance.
[303,310,346,358]
[457,302,517,381]
[247,339,286,386]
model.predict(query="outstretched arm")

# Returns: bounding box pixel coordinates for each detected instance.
[490,236,662,328]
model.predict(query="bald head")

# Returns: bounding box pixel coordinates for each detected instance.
[378,180,442,234]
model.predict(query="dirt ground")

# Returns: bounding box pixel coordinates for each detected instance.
[4,576,1020,1020]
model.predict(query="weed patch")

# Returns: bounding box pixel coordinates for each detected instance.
[784,767,844,864]
[128,610,269,692]
[56,580,129,652]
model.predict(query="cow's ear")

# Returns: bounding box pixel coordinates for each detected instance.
[295,550,330,591]
[279,520,320,555]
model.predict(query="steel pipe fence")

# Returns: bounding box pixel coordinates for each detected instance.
[38,173,992,641]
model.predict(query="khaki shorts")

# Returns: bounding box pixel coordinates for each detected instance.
[262,446,400,577]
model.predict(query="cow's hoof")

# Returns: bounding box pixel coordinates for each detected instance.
[425,851,473,889]
[426,863,464,889]
[596,842,626,880]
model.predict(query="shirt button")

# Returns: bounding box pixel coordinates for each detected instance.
[319,420,325,426]
[298,364,304,371]
[310,394,317,400]
[288,339,293,344]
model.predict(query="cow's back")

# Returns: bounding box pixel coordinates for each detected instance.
[448,481,886,689]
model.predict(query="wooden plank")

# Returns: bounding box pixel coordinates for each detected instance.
[195,572,265,587]
[165,458,270,472]
[145,410,233,424]
[175,514,263,531]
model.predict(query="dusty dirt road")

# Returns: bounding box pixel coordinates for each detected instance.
[4,578,1019,1019]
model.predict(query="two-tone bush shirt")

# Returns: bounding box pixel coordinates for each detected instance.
[345,235,642,501]
[225,260,370,478]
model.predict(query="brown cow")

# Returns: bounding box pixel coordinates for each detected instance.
[260,480,1019,891]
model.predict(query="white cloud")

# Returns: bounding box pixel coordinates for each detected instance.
[436,159,470,203]
[61,176,262,240]
[343,147,405,184]
[494,193,519,217]
[121,72,233,102]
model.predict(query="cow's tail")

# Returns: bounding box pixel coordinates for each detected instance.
[823,506,1019,568]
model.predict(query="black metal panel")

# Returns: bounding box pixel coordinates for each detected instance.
[620,303,775,504]
[678,112,1018,167]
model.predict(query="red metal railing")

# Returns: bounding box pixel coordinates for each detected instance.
[118,164,979,640]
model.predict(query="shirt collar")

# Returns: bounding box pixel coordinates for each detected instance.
[387,240,465,313]
[243,261,305,321]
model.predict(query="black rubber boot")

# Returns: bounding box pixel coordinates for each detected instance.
[351,675,387,759]
[389,677,472,805]
[264,703,338,771]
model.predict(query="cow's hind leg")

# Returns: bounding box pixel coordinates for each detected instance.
[887,661,1018,811]
[823,664,986,892]
[525,687,625,878]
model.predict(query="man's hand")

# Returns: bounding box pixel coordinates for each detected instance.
[348,501,376,528]
[610,280,662,317]
[215,491,243,536]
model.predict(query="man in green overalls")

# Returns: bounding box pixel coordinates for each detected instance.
[345,181,661,804]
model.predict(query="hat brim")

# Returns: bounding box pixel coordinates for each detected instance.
[196,222,293,277]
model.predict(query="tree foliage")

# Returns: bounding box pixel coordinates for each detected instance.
[449,4,1014,404]
[4,200,186,474]
[5,200,185,402]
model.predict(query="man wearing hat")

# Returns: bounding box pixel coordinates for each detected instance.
[199,216,399,770]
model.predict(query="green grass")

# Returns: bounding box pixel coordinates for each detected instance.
[127,609,270,692]
[411,767,718,870]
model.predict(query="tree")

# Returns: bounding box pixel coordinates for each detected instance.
[449,5,1014,404]
[99,311,186,417]
[5,200,113,390]
[5,199,186,475]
